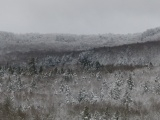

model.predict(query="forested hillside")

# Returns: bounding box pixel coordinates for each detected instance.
[1,28,160,119]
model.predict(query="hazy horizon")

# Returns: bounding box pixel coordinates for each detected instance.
[0,0,160,34]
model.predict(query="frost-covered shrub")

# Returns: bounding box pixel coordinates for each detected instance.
[92,111,101,120]
[127,75,134,90]
[122,90,132,105]
[115,79,124,87]
[154,83,160,95]
[63,73,73,82]
[78,89,87,103]
[81,106,91,120]
[110,86,121,100]
[103,107,112,120]
[96,72,102,81]
[112,111,120,120]
[142,81,150,93]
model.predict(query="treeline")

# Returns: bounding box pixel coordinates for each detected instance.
[0,56,150,77]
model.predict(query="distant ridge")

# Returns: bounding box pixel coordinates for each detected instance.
[0,27,160,53]
[0,27,160,66]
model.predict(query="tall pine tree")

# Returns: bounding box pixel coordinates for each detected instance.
[28,58,37,75]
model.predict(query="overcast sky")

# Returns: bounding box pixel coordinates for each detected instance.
[0,0,160,34]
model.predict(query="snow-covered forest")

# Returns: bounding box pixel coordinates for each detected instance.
[1,27,160,119]
[0,27,160,53]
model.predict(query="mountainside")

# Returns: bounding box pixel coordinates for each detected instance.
[1,27,160,67]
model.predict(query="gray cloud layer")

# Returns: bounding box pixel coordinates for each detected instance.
[0,0,160,34]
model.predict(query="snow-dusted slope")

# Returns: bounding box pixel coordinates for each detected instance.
[0,27,160,52]
[0,27,160,65]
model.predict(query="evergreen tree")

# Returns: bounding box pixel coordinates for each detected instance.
[8,66,14,74]
[95,61,101,70]
[103,107,111,120]
[28,58,37,75]
[16,76,22,89]
[82,106,91,120]
[78,89,86,103]
[54,67,58,74]
[31,78,36,88]
[127,75,134,90]
[80,57,91,68]
[39,66,43,74]
[16,66,21,75]
[113,111,120,120]
[61,68,65,74]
